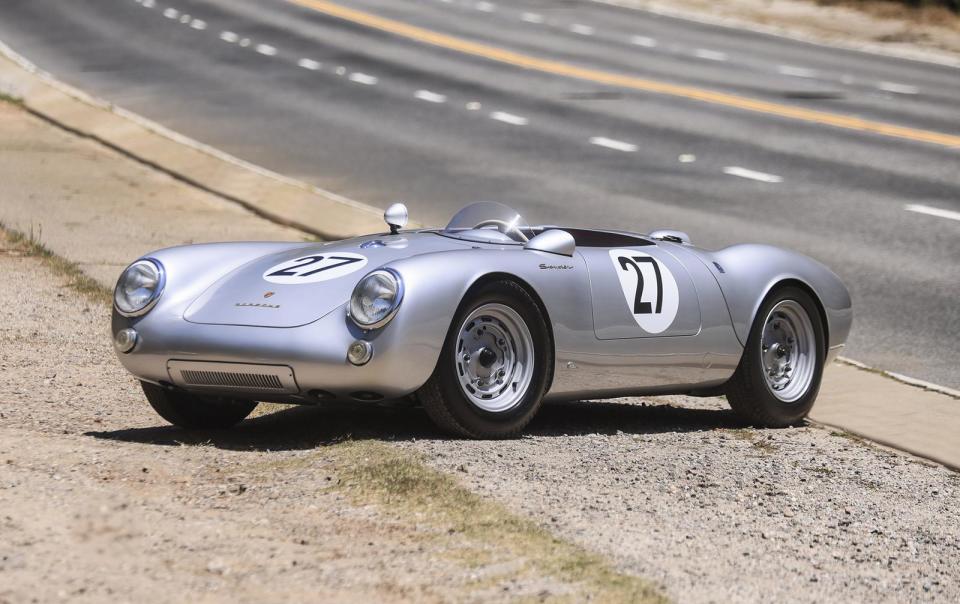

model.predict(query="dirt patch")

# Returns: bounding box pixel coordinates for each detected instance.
[603,0,960,63]
[0,229,664,602]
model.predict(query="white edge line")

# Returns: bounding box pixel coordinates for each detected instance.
[0,39,382,218]
[297,58,321,70]
[837,357,960,399]
[722,166,782,183]
[490,111,528,125]
[348,72,378,85]
[694,48,728,61]
[589,136,638,152]
[904,204,960,222]
[414,89,447,103]
[877,81,920,95]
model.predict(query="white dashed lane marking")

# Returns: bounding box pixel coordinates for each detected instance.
[490,111,528,125]
[694,49,727,62]
[778,65,818,78]
[297,58,322,70]
[589,137,637,152]
[255,44,277,56]
[521,12,544,24]
[220,31,239,43]
[415,89,447,103]
[348,72,379,85]
[630,35,657,47]
[723,166,783,183]
[141,0,155,7]
[569,24,595,36]
[475,1,496,12]
[238,38,251,47]
[878,82,920,95]
[179,14,192,24]
[904,204,960,222]
[163,8,179,19]
[190,19,207,30]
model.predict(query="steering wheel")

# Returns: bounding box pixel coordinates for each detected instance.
[472,219,529,242]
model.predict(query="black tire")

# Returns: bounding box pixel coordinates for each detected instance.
[725,286,825,428]
[141,381,258,429]
[417,280,553,439]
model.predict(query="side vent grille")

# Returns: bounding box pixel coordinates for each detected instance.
[180,370,284,390]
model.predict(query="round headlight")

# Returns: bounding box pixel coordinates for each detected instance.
[114,259,165,317]
[349,269,403,329]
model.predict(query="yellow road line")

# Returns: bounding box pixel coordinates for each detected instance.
[287,0,960,149]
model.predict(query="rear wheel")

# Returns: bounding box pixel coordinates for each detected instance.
[725,286,825,427]
[141,381,258,429]
[417,280,552,439]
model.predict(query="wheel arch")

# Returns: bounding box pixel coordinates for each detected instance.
[758,279,829,358]
[460,272,557,391]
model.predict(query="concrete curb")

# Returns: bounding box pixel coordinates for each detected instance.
[0,40,387,241]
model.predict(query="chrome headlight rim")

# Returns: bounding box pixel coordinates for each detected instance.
[114,258,166,318]
[348,268,404,330]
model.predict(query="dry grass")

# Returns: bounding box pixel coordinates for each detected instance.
[0,224,111,304]
[816,0,960,29]
[335,440,667,603]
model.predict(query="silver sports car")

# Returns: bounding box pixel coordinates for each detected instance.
[111,201,852,438]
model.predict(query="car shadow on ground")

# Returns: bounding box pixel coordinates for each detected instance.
[86,398,752,452]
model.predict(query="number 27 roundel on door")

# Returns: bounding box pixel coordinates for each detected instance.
[608,249,680,334]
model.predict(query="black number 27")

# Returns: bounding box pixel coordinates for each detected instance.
[267,255,363,278]
[618,256,663,315]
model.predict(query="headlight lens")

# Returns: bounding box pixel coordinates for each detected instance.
[349,269,403,329]
[114,259,165,316]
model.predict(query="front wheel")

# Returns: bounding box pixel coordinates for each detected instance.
[141,381,258,429]
[417,280,553,439]
[725,286,825,427]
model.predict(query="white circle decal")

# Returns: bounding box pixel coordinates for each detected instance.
[263,252,368,284]
[608,249,679,334]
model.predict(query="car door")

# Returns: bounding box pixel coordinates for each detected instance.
[583,244,702,339]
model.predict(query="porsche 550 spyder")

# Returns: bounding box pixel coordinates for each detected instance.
[111,201,852,438]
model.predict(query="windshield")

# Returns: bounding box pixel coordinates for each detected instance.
[442,201,530,244]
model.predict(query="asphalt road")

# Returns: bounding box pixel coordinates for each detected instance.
[1,0,957,388]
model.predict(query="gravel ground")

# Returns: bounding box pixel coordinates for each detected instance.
[0,237,585,603]
[399,400,960,603]
[1,229,957,603]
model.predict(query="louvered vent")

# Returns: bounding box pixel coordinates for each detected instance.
[180,370,285,390]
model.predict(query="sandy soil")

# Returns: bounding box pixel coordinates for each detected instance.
[601,0,960,65]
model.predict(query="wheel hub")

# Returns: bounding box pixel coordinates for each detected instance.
[760,300,816,403]
[455,303,534,413]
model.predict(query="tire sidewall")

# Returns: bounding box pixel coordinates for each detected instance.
[746,286,825,424]
[433,281,552,435]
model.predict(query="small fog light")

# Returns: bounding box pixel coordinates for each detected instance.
[114,328,139,353]
[347,340,373,366]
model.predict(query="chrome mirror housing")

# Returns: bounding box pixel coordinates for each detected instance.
[384,202,409,235]
[523,229,575,257]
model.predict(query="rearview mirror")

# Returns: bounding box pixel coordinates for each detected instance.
[385,202,408,235]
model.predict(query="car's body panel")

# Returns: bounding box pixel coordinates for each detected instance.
[111,214,852,405]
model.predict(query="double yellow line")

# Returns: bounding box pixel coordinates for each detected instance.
[287,0,960,149]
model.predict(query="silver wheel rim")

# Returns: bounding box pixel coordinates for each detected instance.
[455,303,535,413]
[760,300,817,403]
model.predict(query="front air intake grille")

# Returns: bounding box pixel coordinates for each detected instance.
[180,370,284,390]
[166,360,299,394]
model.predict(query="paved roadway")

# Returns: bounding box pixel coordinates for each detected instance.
[1,0,957,387]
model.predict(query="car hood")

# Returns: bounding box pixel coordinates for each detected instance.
[184,232,469,327]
